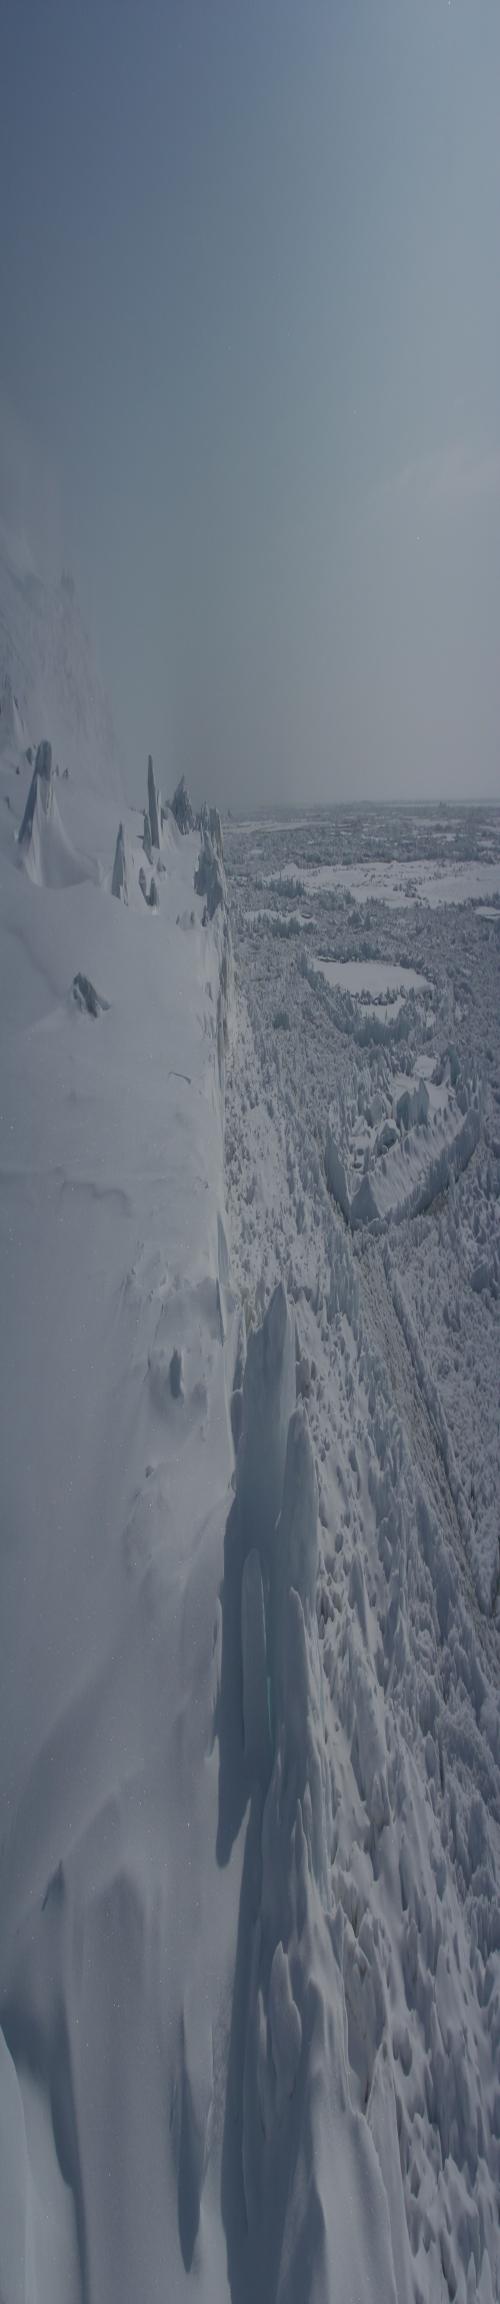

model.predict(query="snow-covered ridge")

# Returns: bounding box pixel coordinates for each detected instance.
[0,709,399,2298]
[0,710,239,2299]
[1,695,390,2300]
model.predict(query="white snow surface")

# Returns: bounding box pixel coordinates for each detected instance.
[311,957,431,998]
[266,858,500,908]
[1,675,500,2304]
[0,726,238,2299]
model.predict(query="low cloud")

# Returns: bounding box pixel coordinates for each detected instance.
[0,390,62,580]
[393,437,500,513]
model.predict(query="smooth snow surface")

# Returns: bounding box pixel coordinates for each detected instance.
[311,957,431,998]
[267,858,500,908]
[1,674,500,2304]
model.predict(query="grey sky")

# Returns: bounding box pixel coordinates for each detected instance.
[1,0,499,805]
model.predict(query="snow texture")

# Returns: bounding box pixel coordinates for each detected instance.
[1,585,500,2304]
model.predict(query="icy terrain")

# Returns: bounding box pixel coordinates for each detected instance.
[1,577,500,2304]
[224,803,500,2302]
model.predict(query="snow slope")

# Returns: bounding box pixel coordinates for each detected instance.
[1,611,500,2304]
[0,765,239,2299]
[0,694,403,2301]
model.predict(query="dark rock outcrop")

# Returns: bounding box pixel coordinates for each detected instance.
[72,974,109,1017]
[19,740,54,847]
[111,822,128,901]
[147,755,161,850]
[172,776,194,835]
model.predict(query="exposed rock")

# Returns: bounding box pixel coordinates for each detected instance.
[72,973,109,1017]
[139,866,160,910]
[147,754,161,850]
[169,1347,184,1399]
[111,821,128,902]
[198,802,223,859]
[143,811,153,863]
[18,740,53,847]
[172,775,194,834]
[195,829,225,920]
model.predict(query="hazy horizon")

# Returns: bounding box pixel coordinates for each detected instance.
[1,0,499,808]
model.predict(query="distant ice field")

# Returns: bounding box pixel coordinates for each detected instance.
[265,857,500,906]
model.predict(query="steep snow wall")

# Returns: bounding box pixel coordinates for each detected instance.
[0,763,240,2303]
[0,730,417,2304]
[217,1286,401,2304]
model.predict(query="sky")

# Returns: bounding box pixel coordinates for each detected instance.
[1,0,499,807]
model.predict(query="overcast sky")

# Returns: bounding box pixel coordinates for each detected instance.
[1,0,499,805]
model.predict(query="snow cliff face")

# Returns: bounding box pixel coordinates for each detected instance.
[0,703,239,2300]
